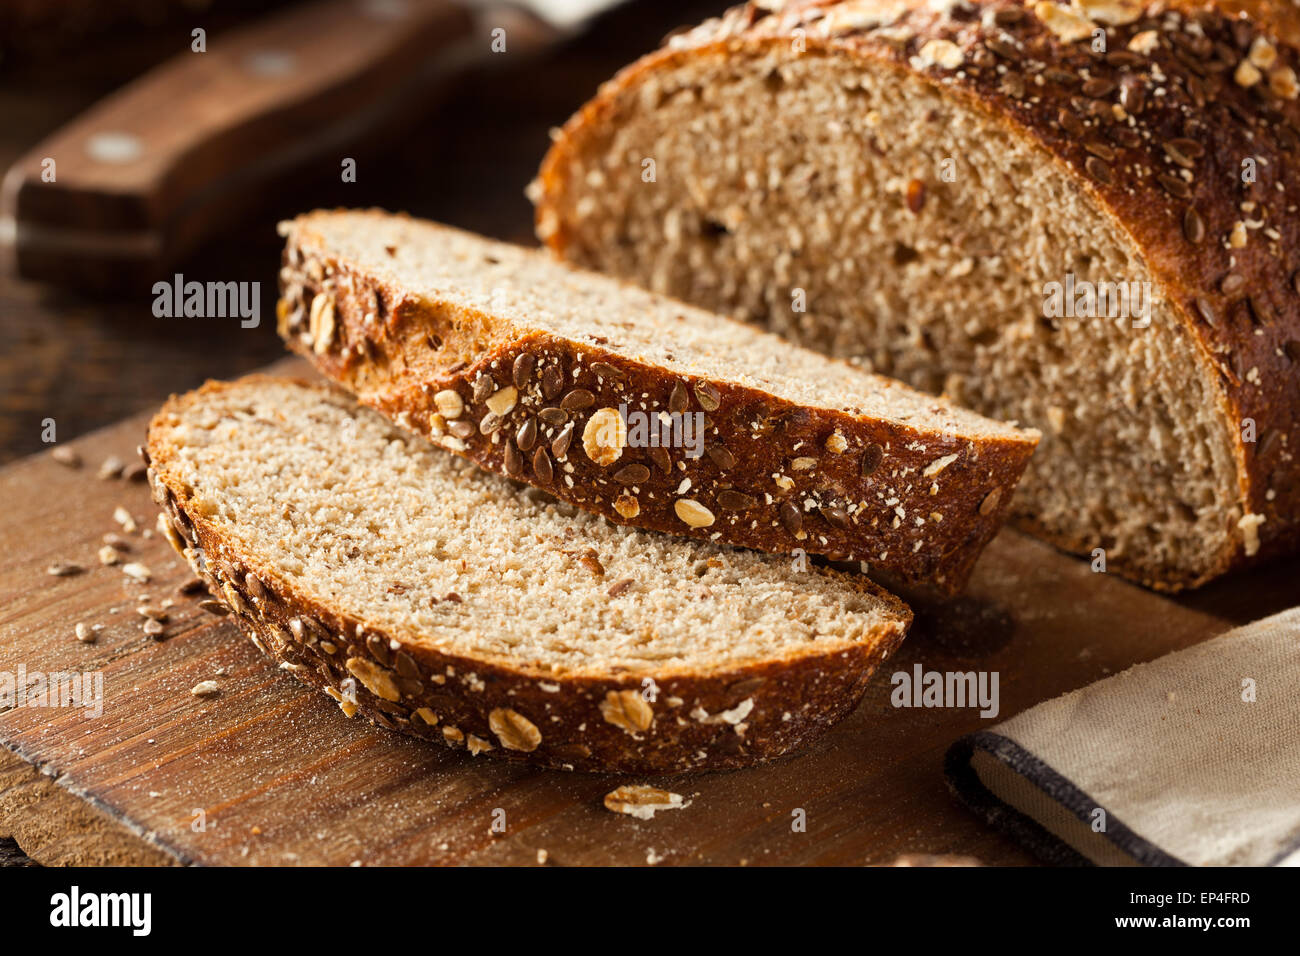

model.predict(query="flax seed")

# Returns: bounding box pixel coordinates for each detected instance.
[512,352,535,389]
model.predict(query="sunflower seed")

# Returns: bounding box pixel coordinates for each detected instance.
[648,446,671,474]
[1194,297,1218,326]
[532,447,553,483]
[979,488,1002,516]
[693,383,721,411]
[607,578,635,597]
[706,445,736,470]
[668,381,689,414]
[820,505,850,529]
[717,490,757,510]
[1082,78,1116,98]
[561,389,595,411]
[1057,109,1085,137]
[1158,174,1192,199]
[780,501,803,536]
[479,412,504,435]
[516,418,537,452]
[613,463,651,484]
[1085,156,1113,184]
[504,441,523,476]
[861,443,885,476]
[1119,79,1146,113]
[551,422,574,459]
[986,36,1021,60]
[512,352,535,389]
[1163,141,1196,168]
[1248,296,1274,324]
[541,364,564,400]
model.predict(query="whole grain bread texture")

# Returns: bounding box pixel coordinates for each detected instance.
[532,0,1300,592]
[144,376,912,773]
[276,210,1038,595]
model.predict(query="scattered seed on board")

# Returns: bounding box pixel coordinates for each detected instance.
[137,604,168,622]
[113,506,139,533]
[122,562,152,583]
[123,462,148,482]
[47,561,85,577]
[198,600,229,616]
[177,577,207,595]
[75,623,95,644]
[98,545,121,566]
[98,455,125,480]
[102,532,131,551]
[51,447,82,468]
[142,618,165,639]
[190,680,220,698]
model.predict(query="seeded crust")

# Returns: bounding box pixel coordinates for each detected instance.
[276,210,1038,594]
[532,0,1300,591]
[143,377,912,773]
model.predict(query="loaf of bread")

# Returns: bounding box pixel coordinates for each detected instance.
[144,376,912,773]
[532,0,1300,591]
[276,210,1038,594]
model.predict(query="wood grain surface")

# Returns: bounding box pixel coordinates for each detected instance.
[1,377,1296,866]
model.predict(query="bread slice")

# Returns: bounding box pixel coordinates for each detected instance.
[531,0,1300,591]
[276,210,1038,594]
[144,376,911,773]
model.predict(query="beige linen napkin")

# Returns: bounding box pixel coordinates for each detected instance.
[946,607,1300,866]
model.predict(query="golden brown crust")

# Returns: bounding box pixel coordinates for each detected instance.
[533,0,1300,591]
[142,379,910,773]
[276,214,1038,595]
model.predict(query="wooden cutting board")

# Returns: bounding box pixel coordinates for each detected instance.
[3,360,1296,866]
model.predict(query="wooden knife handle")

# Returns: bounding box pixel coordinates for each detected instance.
[0,0,479,291]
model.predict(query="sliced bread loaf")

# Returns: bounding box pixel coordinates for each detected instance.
[276,210,1038,594]
[144,376,912,773]
[531,0,1300,591]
